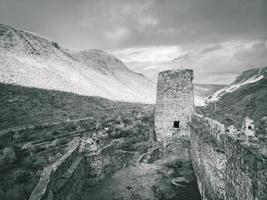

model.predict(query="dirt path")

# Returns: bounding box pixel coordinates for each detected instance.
[82,159,201,200]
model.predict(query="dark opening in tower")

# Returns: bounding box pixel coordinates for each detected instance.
[173,121,180,128]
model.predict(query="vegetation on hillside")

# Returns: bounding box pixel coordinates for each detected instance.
[198,78,267,131]
[0,83,154,130]
[0,83,154,200]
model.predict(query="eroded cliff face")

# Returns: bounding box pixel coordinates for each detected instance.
[190,114,267,200]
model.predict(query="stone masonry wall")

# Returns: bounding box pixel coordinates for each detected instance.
[0,117,95,150]
[29,137,135,200]
[29,142,84,200]
[155,69,194,145]
[189,113,267,200]
[82,139,135,187]
[190,114,226,200]
[224,136,267,200]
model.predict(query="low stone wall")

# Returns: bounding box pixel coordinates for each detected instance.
[29,141,83,200]
[29,137,135,200]
[83,140,135,187]
[0,117,95,149]
[190,113,267,200]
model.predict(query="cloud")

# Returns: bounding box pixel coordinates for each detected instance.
[1,0,266,49]
[201,44,223,54]
[97,0,267,49]
[233,41,267,67]
[114,46,183,62]
[0,0,266,84]
[115,40,267,84]
[105,26,129,42]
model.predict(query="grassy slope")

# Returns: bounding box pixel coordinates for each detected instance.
[0,83,155,200]
[198,78,267,128]
[0,83,154,130]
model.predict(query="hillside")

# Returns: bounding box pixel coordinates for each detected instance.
[199,67,267,128]
[207,67,266,102]
[0,83,155,200]
[0,24,155,104]
[0,83,154,130]
[0,24,226,106]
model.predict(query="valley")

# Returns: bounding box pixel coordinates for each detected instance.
[0,23,266,200]
[0,83,155,200]
[0,83,202,200]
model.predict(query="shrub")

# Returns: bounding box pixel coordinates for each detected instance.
[5,185,26,200]
[132,142,149,154]
[23,155,47,170]
[2,147,17,164]
[0,188,5,200]
[14,170,33,184]
[108,131,122,139]
[22,142,34,152]
[51,41,60,49]
[58,137,70,145]
[64,123,76,132]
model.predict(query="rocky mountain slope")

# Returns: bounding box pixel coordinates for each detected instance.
[0,24,225,106]
[0,24,155,104]
[200,66,267,128]
[207,67,266,102]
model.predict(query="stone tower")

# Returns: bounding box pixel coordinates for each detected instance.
[155,69,195,145]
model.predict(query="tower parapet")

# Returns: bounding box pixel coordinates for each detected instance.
[155,69,195,145]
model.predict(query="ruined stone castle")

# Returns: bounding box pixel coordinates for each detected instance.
[155,69,194,144]
[28,69,267,200]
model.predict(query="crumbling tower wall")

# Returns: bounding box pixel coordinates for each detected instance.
[155,69,195,145]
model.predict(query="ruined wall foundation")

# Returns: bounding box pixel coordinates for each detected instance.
[29,137,134,200]
[30,68,267,200]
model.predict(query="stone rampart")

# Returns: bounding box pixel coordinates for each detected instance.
[224,135,267,200]
[189,113,267,200]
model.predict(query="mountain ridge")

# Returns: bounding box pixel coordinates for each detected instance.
[0,24,155,104]
[200,66,267,128]
[207,66,267,102]
[0,24,227,106]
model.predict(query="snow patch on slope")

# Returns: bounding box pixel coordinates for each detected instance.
[194,95,206,106]
[207,74,264,102]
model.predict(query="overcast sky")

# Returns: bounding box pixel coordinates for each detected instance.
[1,0,267,84]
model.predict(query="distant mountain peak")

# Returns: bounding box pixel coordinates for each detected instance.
[0,24,62,57]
